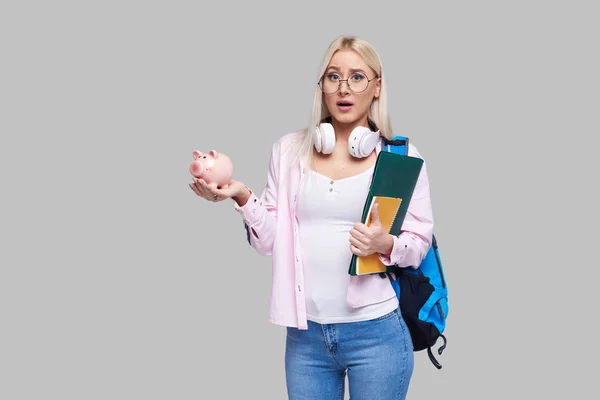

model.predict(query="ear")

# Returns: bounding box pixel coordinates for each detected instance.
[209,150,218,158]
[374,78,381,99]
[192,150,201,159]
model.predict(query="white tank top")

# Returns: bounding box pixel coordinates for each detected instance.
[296,165,399,324]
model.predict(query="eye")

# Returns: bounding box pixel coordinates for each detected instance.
[350,73,366,82]
[326,73,340,81]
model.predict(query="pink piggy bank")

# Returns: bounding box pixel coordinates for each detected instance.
[189,150,233,189]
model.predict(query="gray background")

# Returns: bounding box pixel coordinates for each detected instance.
[1,1,599,399]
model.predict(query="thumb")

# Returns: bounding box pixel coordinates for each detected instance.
[370,201,381,226]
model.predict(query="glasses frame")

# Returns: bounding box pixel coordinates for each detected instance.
[317,72,379,94]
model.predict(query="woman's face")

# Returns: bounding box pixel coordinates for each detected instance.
[321,49,380,127]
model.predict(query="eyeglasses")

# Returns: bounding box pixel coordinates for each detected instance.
[318,72,378,94]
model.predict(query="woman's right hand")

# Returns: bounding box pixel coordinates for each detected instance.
[189,178,250,205]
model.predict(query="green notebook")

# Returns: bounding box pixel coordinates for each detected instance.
[348,150,424,276]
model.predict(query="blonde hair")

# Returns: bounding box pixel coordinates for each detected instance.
[290,36,393,169]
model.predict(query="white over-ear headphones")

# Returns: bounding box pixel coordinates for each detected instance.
[313,121,380,158]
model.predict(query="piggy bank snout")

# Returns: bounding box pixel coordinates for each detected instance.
[189,161,204,176]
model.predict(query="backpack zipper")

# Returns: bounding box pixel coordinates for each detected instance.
[432,236,446,289]
[436,302,445,320]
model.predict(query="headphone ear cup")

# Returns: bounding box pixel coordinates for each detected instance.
[313,125,323,153]
[317,123,335,154]
[348,127,380,158]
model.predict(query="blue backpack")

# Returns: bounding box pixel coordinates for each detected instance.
[381,135,449,369]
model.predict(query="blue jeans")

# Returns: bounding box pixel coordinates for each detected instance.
[285,307,414,400]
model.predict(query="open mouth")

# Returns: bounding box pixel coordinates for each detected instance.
[336,100,354,107]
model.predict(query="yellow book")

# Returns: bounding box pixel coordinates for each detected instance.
[356,196,402,275]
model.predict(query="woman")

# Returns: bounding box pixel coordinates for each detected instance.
[190,36,434,399]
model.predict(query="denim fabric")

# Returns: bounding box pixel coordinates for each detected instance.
[285,307,414,400]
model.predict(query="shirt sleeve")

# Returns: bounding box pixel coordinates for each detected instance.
[232,140,280,256]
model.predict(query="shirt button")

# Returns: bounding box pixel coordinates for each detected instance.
[329,188,333,192]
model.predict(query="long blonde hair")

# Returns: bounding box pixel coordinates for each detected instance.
[290,36,393,169]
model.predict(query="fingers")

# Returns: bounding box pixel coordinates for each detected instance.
[350,228,378,256]
[353,222,370,235]
[349,236,366,251]
[193,178,209,194]
[200,180,235,201]
[204,185,226,202]
[189,180,217,202]
[349,228,369,245]
[190,180,209,198]
[350,242,375,257]
[189,179,229,203]
[189,183,202,196]
[350,244,365,256]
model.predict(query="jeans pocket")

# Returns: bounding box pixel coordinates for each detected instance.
[369,308,397,322]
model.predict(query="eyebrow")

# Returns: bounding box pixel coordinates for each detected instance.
[325,66,367,74]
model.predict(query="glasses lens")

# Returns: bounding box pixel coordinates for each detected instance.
[320,75,339,94]
[348,73,369,93]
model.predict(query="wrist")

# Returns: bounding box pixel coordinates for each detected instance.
[232,185,252,206]
[379,234,394,256]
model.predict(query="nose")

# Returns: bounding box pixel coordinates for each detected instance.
[338,80,350,94]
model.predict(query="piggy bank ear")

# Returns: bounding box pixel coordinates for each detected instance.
[209,150,218,158]
[192,150,201,159]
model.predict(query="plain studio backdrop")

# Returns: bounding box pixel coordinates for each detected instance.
[1,1,598,399]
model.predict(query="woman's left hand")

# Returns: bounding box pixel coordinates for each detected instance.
[349,201,394,257]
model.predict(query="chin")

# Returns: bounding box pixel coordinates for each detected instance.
[330,112,364,126]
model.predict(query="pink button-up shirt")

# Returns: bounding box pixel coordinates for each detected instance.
[233,131,434,330]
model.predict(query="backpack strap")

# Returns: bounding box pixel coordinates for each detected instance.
[382,135,409,156]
